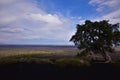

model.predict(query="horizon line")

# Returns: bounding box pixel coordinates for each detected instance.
[0,44,74,46]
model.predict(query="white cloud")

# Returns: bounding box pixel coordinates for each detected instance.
[0,0,74,44]
[0,16,17,24]
[29,14,63,25]
[79,8,120,24]
[101,9,120,23]
[100,0,120,7]
[89,0,104,5]
[0,0,16,5]
[87,0,120,24]
[89,0,120,11]
[0,27,24,33]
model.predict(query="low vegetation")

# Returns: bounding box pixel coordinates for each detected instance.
[0,53,90,67]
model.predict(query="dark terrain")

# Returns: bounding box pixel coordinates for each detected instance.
[0,45,120,80]
[0,62,120,80]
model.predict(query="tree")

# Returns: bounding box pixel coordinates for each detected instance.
[70,20,120,63]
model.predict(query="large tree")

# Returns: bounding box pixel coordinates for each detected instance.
[70,20,120,63]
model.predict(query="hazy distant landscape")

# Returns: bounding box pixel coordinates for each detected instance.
[0,45,120,60]
[0,45,79,58]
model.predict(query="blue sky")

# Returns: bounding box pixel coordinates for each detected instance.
[0,0,120,45]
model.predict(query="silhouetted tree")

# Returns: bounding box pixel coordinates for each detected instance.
[70,20,120,63]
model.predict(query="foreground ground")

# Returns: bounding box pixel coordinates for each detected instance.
[0,54,120,80]
[0,45,120,80]
[0,62,120,80]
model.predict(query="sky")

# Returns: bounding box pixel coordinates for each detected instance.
[0,0,120,45]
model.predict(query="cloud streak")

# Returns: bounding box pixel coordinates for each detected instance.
[89,0,120,12]
[0,0,74,44]
[87,0,120,24]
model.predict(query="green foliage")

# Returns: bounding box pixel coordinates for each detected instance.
[70,20,120,55]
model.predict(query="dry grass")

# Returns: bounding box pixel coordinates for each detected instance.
[0,48,75,58]
[0,45,78,58]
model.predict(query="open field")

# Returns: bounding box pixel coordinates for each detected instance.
[0,45,90,66]
[0,45,120,61]
[0,45,120,64]
[0,45,79,58]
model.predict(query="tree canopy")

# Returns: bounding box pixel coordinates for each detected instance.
[70,20,120,63]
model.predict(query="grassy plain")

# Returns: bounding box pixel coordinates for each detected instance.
[0,46,90,66]
[0,46,120,65]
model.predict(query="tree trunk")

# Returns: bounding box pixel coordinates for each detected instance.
[90,51,96,60]
[104,52,111,63]
[101,48,111,63]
